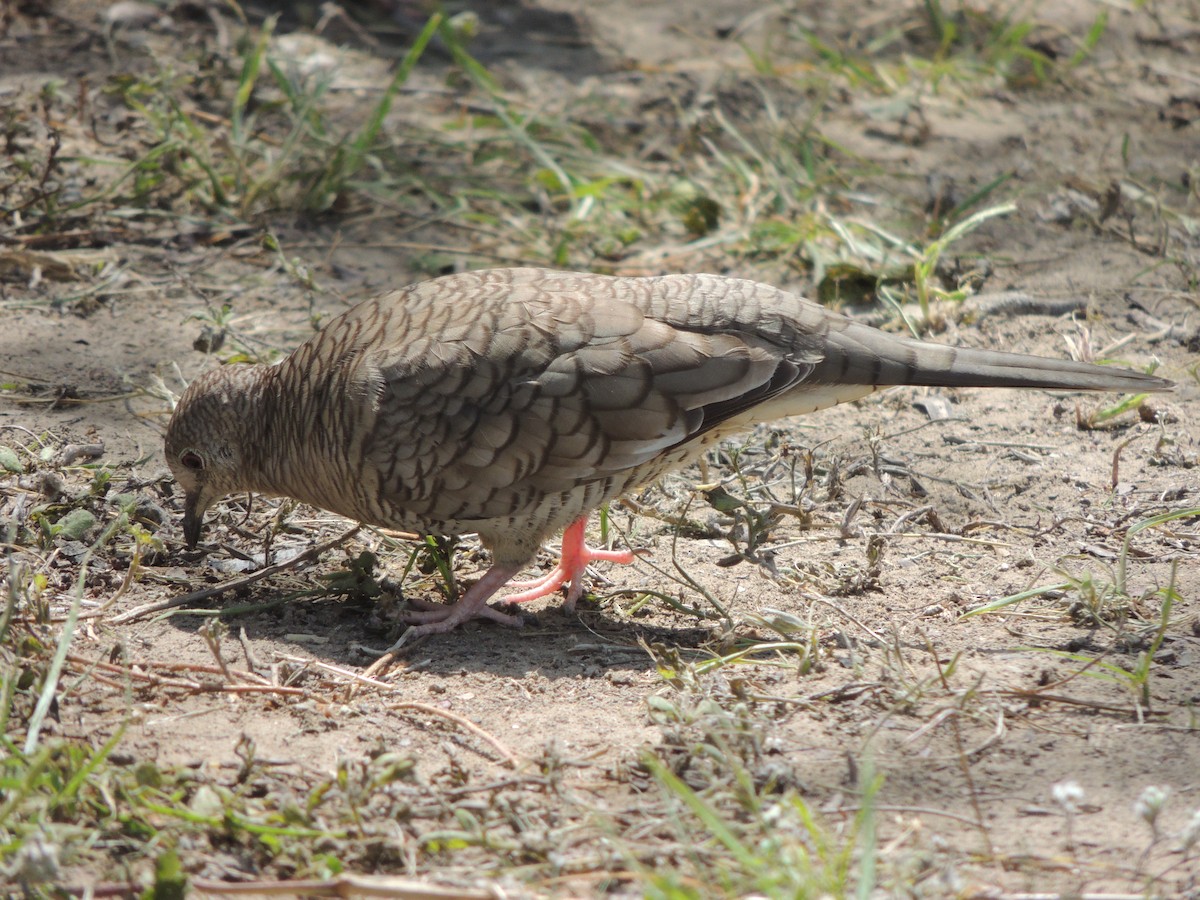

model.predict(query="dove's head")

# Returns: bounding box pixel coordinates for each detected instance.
[165,365,269,548]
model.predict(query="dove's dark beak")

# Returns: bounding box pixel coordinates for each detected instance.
[182,493,204,549]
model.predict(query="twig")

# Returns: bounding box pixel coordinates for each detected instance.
[837,803,988,829]
[301,657,396,692]
[389,701,521,769]
[200,620,234,681]
[63,654,312,699]
[1000,689,1168,717]
[278,643,521,774]
[922,633,995,858]
[110,525,361,623]
[189,873,499,898]
[66,654,271,685]
[238,625,262,674]
[803,595,889,647]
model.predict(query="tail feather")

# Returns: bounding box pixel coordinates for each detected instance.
[822,321,1173,394]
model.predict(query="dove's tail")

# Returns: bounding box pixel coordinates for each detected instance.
[819,319,1173,394]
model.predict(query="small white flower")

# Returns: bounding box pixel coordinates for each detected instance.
[1052,780,1085,813]
[11,834,59,883]
[1134,785,1170,833]
[1180,808,1200,854]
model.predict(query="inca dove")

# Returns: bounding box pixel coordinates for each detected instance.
[164,267,1172,637]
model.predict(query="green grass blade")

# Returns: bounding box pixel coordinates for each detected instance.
[232,15,277,143]
[23,560,86,755]
[641,753,759,871]
[346,13,442,167]
[961,581,1072,616]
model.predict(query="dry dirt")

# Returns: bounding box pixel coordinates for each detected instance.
[2,0,1199,897]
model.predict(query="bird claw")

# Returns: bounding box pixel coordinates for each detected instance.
[393,561,526,639]
[389,517,638,638]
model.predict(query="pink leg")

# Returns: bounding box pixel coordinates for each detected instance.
[502,517,636,611]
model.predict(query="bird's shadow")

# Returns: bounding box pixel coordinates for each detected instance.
[244,0,613,80]
[157,576,716,682]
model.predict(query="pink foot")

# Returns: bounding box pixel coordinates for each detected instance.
[399,563,525,639]
[502,517,636,611]
[392,517,635,646]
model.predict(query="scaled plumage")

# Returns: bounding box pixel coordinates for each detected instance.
[164,268,1172,637]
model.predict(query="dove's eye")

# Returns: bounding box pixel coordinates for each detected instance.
[180,450,205,472]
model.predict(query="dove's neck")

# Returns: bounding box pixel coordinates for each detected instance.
[250,355,372,519]
[232,364,291,496]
